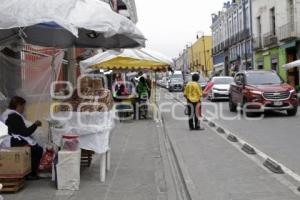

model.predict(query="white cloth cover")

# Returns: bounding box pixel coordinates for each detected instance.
[57,149,81,191]
[50,111,114,154]
[1,109,37,146]
[0,121,9,148]
[80,48,172,74]
[0,0,144,38]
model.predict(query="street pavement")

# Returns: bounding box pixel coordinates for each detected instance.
[172,90,300,179]
[2,120,173,200]
[158,88,300,199]
[3,88,300,200]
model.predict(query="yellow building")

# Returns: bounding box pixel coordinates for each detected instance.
[188,36,213,77]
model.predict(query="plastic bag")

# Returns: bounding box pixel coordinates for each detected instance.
[38,148,55,171]
[184,105,189,115]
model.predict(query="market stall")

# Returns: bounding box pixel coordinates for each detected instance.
[80,48,172,115]
[0,0,146,192]
[50,76,115,183]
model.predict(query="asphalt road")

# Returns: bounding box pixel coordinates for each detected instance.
[170,90,300,178]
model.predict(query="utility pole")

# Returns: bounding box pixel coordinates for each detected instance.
[202,35,208,77]
[67,47,77,86]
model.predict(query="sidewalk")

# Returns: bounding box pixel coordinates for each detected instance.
[159,94,300,200]
[2,120,172,200]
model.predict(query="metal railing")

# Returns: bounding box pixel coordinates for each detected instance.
[239,28,251,41]
[230,36,235,45]
[278,22,297,41]
[224,39,229,48]
[220,42,225,50]
[263,32,278,47]
[253,36,262,50]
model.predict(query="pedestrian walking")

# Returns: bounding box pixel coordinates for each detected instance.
[184,73,204,131]
[137,77,149,119]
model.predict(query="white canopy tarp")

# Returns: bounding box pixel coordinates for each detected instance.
[0,0,145,40]
[80,48,172,73]
[283,60,300,70]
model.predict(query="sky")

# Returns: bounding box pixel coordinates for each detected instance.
[136,0,227,59]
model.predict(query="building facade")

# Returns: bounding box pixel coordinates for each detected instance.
[252,0,300,87]
[211,0,252,76]
[174,48,189,74]
[188,36,213,77]
[102,0,138,23]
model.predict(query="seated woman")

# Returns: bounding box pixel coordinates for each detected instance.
[1,96,43,180]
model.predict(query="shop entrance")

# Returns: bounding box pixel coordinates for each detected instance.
[286,49,299,88]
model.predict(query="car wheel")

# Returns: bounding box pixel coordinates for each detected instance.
[242,98,260,117]
[242,97,251,117]
[287,107,298,116]
[229,96,237,112]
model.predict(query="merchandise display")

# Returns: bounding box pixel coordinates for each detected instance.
[55,77,113,112]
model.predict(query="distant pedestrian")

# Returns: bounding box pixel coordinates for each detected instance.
[137,77,149,119]
[184,73,204,131]
[146,75,152,99]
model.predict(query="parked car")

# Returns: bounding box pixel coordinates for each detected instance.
[184,73,207,90]
[160,77,169,89]
[198,74,208,90]
[157,79,163,87]
[208,76,234,101]
[229,70,298,116]
[169,77,184,92]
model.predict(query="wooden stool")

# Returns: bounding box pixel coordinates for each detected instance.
[0,178,25,193]
[81,149,94,167]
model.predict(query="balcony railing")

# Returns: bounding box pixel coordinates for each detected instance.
[220,42,224,50]
[278,22,297,41]
[224,39,229,48]
[232,35,236,44]
[263,32,278,47]
[239,28,251,41]
[253,37,262,50]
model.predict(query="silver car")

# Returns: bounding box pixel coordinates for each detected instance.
[208,76,234,101]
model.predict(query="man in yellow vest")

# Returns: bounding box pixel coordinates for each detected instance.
[184,73,204,131]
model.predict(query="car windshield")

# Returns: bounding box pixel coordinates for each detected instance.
[171,78,183,83]
[246,72,283,85]
[213,77,233,85]
[198,76,207,83]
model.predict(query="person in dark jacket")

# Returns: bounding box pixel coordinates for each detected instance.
[2,96,43,180]
[136,77,149,119]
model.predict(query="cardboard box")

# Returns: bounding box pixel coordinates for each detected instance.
[0,147,31,178]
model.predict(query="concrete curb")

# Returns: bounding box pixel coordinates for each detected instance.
[263,158,284,174]
[160,115,200,200]
[227,134,238,142]
[157,120,180,200]
[242,144,256,155]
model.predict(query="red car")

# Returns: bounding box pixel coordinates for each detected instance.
[229,70,298,116]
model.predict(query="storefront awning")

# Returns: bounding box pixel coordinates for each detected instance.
[281,41,296,49]
[283,59,300,70]
[80,48,172,73]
